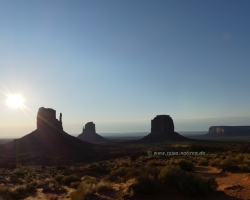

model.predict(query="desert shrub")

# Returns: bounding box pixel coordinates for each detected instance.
[159,165,217,196]
[178,173,208,195]
[54,174,65,183]
[129,175,159,196]
[13,168,25,177]
[243,159,250,166]
[62,175,81,186]
[70,182,81,189]
[159,165,185,185]
[0,185,10,199]
[81,176,98,184]
[70,181,111,200]
[198,158,209,166]
[209,158,222,168]
[148,160,164,167]
[238,164,250,172]
[207,177,218,192]
[130,154,138,162]
[220,158,239,172]
[0,183,37,200]
[236,153,244,162]
[176,159,194,171]
[109,166,130,180]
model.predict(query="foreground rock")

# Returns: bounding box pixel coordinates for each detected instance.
[206,126,250,136]
[0,107,107,167]
[78,122,110,143]
[140,115,191,143]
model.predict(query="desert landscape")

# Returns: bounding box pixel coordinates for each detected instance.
[0,108,250,200]
[1,1,250,199]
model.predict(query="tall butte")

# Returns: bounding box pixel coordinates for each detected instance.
[78,122,110,143]
[0,107,103,166]
[140,115,191,142]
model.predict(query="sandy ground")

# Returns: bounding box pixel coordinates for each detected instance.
[195,166,250,200]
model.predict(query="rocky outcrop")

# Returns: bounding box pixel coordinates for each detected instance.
[0,107,106,166]
[78,122,110,143]
[37,107,63,132]
[206,126,250,136]
[140,115,191,143]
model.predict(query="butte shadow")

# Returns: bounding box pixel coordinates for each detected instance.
[77,122,112,144]
[0,107,108,167]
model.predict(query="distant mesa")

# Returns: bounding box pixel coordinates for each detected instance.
[140,115,191,143]
[0,107,105,167]
[206,126,250,136]
[78,122,110,143]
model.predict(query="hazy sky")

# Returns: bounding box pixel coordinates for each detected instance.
[1,0,250,138]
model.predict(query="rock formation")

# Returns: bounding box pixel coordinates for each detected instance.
[206,126,250,136]
[37,107,63,132]
[140,115,191,143]
[0,107,107,167]
[78,122,110,143]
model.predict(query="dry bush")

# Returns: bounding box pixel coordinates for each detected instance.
[70,180,111,200]
[129,175,159,197]
[159,165,217,196]
[174,159,194,171]
[198,158,209,166]
[70,182,81,189]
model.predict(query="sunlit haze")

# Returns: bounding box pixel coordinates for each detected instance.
[1,0,250,138]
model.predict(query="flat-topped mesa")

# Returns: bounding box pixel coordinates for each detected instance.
[84,122,96,134]
[37,107,63,132]
[151,115,174,133]
[207,126,250,136]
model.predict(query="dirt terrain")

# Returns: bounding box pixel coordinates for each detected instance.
[195,166,250,200]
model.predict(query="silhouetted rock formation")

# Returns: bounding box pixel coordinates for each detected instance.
[37,107,63,132]
[140,115,191,143]
[78,122,110,143]
[206,126,250,136]
[0,107,107,167]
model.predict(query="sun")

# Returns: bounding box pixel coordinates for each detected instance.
[6,94,25,108]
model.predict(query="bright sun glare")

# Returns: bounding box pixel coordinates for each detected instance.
[6,94,25,108]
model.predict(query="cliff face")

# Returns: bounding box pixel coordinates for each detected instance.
[140,115,191,143]
[78,122,110,143]
[37,107,63,132]
[207,126,250,136]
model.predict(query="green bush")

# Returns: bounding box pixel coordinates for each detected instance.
[176,159,194,171]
